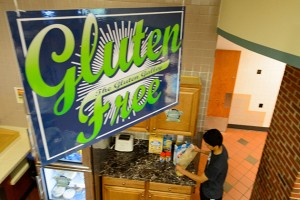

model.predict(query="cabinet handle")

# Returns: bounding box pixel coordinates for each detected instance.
[153,127,156,130]
[168,187,172,191]
[122,182,126,185]
[146,126,149,130]
[140,193,144,200]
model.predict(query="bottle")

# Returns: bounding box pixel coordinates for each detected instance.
[163,135,173,152]
[165,151,171,162]
[159,152,166,162]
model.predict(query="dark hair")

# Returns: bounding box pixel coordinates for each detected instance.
[203,129,223,147]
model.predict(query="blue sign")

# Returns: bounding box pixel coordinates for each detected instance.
[7,7,185,165]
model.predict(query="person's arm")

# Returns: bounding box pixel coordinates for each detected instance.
[176,165,208,183]
[193,145,210,155]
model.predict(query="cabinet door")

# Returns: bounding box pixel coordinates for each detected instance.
[126,118,150,132]
[151,87,200,136]
[207,50,240,118]
[148,190,191,200]
[103,185,145,200]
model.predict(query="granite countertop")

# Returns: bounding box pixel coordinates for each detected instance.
[93,140,197,186]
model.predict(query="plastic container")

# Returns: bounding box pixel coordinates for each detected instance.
[175,144,198,176]
[165,151,171,162]
[163,135,173,152]
[159,152,166,162]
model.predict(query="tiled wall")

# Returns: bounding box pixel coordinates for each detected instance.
[0,0,220,133]
[251,65,300,199]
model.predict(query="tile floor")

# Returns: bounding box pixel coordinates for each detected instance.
[193,128,268,200]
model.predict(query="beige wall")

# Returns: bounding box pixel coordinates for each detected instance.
[217,36,286,127]
[0,0,221,133]
[218,0,300,57]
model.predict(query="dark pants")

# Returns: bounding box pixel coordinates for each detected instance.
[200,185,222,200]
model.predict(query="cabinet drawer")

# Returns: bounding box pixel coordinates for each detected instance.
[103,176,145,189]
[149,182,193,194]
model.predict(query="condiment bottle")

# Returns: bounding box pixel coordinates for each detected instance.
[165,151,171,162]
[159,152,166,162]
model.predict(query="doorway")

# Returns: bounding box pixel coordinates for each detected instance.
[205,49,241,132]
[204,36,285,132]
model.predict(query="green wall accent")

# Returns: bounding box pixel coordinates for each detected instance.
[217,28,300,69]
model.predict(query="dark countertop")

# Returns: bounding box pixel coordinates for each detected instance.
[92,140,197,186]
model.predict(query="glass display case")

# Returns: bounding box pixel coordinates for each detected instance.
[41,168,86,200]
[34,147,94,200]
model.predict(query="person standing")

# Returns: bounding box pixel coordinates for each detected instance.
[176,129,228,200]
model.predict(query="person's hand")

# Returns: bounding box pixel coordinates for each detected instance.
[193,145,201,152]
[176,165,184,173]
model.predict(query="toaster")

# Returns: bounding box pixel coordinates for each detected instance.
[115,133,134,152]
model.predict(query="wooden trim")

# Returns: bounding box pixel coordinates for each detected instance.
[82,146,92,168]
[180,76,202,88]
[85,171,95,200]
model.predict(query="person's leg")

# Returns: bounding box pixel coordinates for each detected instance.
[200,185,210,200]
[200,185,223,200]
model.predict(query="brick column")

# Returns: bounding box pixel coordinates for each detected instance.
[291,173,300,199]
[251,65,300,200]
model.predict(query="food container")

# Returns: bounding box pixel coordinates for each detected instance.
[165,151,171,162]
[148,134,163,154]
[175,144,198,176]
[159,152,166,162]
[63,188,76,199]
[163,135,173,152]
[51,186,66,198]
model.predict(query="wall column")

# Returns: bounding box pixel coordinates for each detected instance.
[251,65,300,199]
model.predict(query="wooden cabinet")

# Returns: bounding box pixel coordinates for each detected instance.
[102,177,145,200]
[102,176,193,200]
[148,191,191,200]
[103,186,145,200]
[148,182,193,200]
[127,76,201,136]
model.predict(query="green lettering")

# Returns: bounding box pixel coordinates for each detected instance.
[162,24,181,56]
[132,20,146,67]
[147,29,163,61]
[81,14,101,83]
[25,24,78,115]
[77,95,110,143]
[111,92,132,125]
[132,85,147,112]
[147,79,161,104]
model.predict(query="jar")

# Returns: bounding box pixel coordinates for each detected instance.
[165,151,171,162]
[159,152,166,162]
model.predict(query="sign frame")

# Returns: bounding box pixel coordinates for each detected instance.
[7,7,185,165]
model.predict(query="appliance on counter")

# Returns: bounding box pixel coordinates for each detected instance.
[114,133,134,152]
